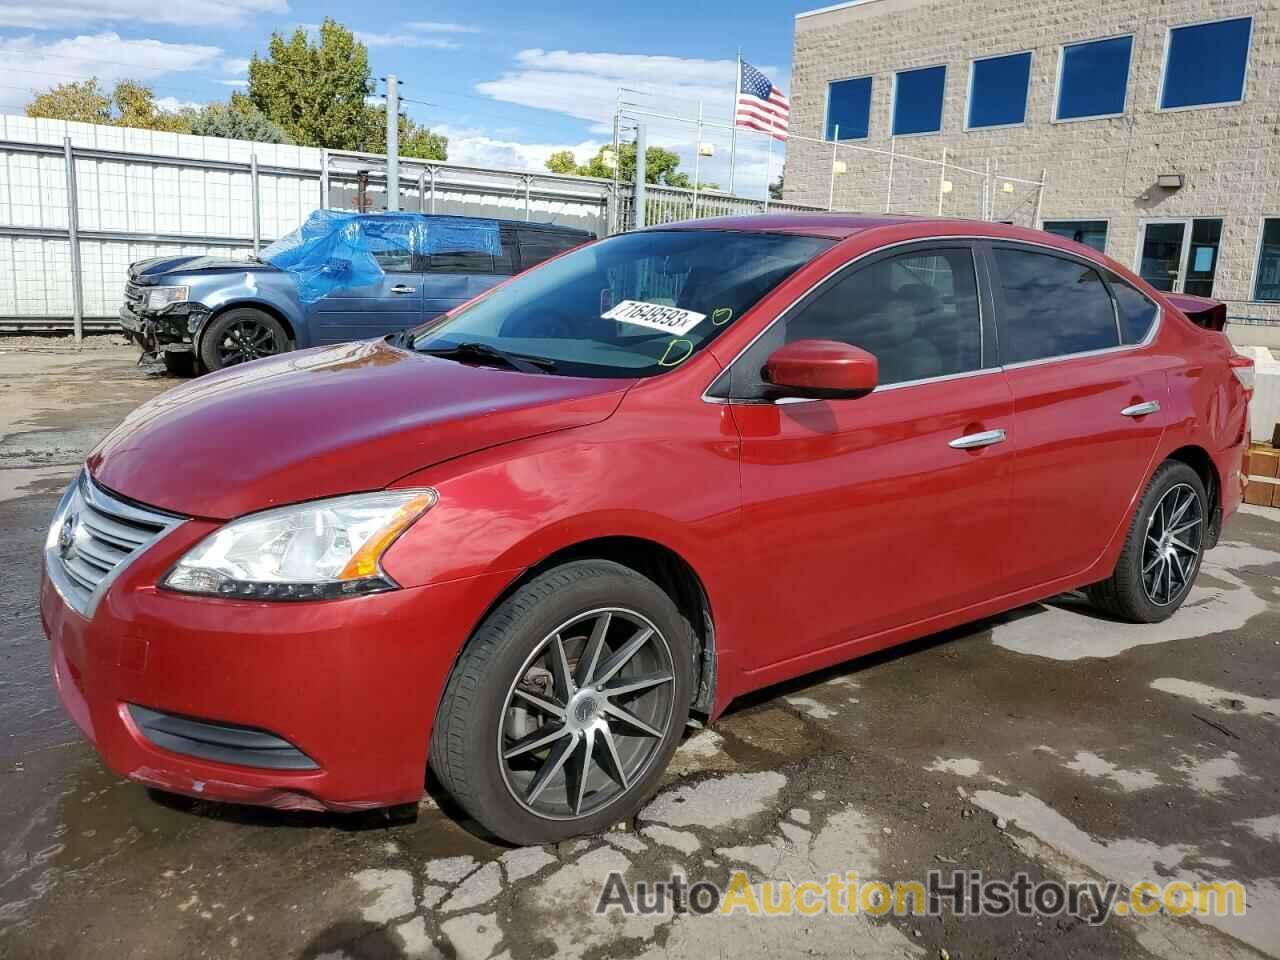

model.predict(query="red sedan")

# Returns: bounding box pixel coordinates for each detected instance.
[42,215,1252,843]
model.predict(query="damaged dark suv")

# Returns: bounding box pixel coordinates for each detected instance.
[120,213,592,374]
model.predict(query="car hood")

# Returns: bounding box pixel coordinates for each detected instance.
[87,340,631,519]
[129,255,280,282]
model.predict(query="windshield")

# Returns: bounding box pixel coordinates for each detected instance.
[411,229,834,377]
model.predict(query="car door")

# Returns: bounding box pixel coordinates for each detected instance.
[308,228,424,344]
[422,225,518,322]
[718,242,1015,670]
[983,242,1169,590]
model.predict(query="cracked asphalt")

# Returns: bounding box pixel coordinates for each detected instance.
[2,343,1279,960]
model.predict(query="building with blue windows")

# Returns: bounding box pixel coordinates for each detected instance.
[786,0,1279,325]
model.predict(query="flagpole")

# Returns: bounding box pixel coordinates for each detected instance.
[728,49,741,195]
[764,115,776,211]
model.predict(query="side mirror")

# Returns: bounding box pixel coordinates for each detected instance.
[763,339,879,400]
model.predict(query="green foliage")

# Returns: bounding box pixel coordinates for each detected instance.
[769,163,785,200]
[247,19,380,151]
[544,143,707,188]
[190,94,290,143]
[368,115,448,161]
[26,78,192,132]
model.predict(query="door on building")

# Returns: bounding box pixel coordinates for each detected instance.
[1135,218,1223,296]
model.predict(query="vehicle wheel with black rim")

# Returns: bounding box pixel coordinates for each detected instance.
[199,308,290,371]
[430,559,694,844]
[1086,460,1208,623]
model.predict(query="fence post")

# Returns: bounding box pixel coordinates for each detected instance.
[418,168,427,213]
[523,176,532,221]
[1032,168,1047,228]
[827,125,840,211]
[428,167,437,214]
[983,158,990,220]
[62,136,84,344]
[250,153,262,255]
[319,148,329,209]
[885,137,896,213]
[937,147,948,216]
[634,122,647,230]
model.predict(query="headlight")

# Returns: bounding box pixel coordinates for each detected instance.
[144,285,190,311]
[164,489,436,600]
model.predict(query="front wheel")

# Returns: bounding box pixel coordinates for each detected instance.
[1087,460,1208,623]
[199,308,290,371]
[430,560,693,844]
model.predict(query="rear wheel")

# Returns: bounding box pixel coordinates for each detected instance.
[1087,460,1207,623]
[430,560,693,844]
[199,308,290,371]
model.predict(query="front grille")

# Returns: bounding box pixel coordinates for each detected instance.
[124,281,145,307]
[46,472,183,617]
[128,704,320,771]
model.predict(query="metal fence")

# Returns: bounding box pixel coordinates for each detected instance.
[616,184,824,231]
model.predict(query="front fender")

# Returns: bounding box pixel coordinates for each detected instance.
[192,276,310,349]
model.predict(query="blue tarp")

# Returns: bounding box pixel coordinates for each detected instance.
[261,211,502,303]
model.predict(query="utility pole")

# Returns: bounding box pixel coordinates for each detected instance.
[385,74,399,212]
[634,122,647,231]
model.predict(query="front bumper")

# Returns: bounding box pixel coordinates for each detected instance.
[41,515,513,811]
[120,304,204,360]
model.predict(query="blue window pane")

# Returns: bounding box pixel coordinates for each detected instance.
[968,52,1031,128]
[826,76,872,140]
[893,65,946,136]
[1058,36,1133,120]
[1161,17,1252,109]
[1254,219,1280,302]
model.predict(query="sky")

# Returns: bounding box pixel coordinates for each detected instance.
[0,0,825,198]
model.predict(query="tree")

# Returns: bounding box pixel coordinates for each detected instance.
[769,163,785,201]
[26,79,111,124]
[544,143,702,188]
[112,80,194,133]
[545,150,578,175]
[369,115,447,161]
[190,94,290,143]
[26,77,192,132]
[248,19,381,151]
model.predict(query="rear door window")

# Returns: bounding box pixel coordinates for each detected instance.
[991,247,1119,363]
[1108,276,1159,344]
[519,230,583,272]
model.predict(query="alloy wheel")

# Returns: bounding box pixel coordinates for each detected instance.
[218,319,282,366]
[1141,482,1203,607]
[497,608,677,821]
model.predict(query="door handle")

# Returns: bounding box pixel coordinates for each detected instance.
[949,428,1007,450]
[390,284,417,295]
[1121,401,1161,418]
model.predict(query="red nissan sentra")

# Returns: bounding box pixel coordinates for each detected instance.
[42,215,1252,843]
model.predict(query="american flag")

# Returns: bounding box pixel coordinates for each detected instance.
[735,60,789,140]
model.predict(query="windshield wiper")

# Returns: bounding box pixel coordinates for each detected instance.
[418,341,557,373]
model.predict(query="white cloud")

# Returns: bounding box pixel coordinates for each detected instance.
[472,49,788,199]
[0,32,221,113]
[222,57,250,76]
[435,125,603,173]
[0,0,286,29]
[354,30,459,50]
[154,95,202,112]
[219,79,249,88]
[406,21,480,34]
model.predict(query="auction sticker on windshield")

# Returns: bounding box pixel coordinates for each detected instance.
[603,300,706,336]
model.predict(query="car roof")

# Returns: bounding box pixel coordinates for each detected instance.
[651,213,1050,243]
[356,212,592,238]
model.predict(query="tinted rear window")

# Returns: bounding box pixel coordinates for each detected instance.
[993,248,1119,363]
[1109,277,1159,343]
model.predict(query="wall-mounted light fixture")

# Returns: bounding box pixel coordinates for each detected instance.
[697,142,715,157]
[832,159,848,175]
[941,180,954,194]
[1156,173,1184,190]
[1001,182,1015,194]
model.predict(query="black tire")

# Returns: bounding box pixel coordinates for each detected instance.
[430,560,694,845]
[162,351,196,377]
[1086,460,1208,623]
[199,308,290,371]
